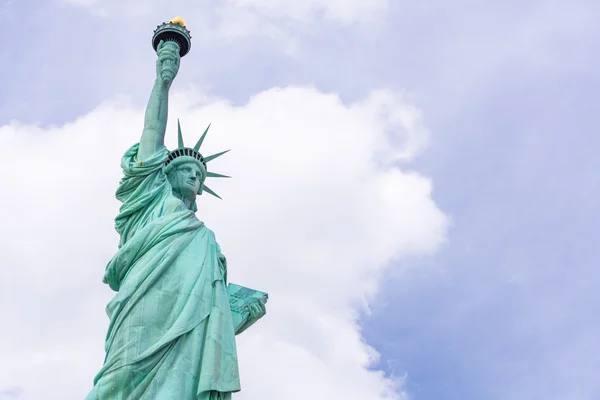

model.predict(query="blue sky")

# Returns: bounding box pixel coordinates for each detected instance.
[1,0,598,399]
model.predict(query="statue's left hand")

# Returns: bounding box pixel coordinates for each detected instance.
[248,299,266,323]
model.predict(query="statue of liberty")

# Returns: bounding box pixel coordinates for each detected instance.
[86,18,267,400]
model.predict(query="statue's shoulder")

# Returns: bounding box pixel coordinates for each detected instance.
[199,223,219,242]
[202,224,215,235]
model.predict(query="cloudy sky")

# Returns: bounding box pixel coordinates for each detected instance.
[0,0,598,399]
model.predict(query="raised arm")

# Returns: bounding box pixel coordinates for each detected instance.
[138,40,181,160]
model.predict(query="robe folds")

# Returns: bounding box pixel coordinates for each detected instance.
[86,144,240,400]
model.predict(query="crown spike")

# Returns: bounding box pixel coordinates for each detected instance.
[206,171,231,178]
[202,184,222,199]
[177,119,184,148]
[204,149,230,163]
[194,123,211,151]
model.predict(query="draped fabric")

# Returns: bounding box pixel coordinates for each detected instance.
[86,144,240,400]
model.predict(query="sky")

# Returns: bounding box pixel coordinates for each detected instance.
[0,0,598,399]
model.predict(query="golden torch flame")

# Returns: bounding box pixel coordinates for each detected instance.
[168,17,186,27]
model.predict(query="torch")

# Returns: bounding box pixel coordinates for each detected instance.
[152,17,192,57]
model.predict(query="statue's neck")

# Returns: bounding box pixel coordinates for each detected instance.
[172,190,195,210]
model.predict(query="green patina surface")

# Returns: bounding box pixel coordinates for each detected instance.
[86,21,266,399]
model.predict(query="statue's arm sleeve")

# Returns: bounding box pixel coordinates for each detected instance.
[115,143,169,203]
[113,143,170,240]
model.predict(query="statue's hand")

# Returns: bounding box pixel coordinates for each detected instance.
[156,40,181,86]
[247,298,266,323]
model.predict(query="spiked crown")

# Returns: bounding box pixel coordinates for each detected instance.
[164,119,230,199]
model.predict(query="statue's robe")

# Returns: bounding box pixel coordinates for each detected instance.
[86,144,240,400]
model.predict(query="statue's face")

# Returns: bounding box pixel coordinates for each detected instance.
[167,161,204,201]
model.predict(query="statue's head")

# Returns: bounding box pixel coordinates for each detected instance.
[165,157,205,204]
[163,119,230,208]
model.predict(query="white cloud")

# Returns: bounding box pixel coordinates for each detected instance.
[0,85,447,399]
[63,0,387,23]
[58,0,151,17]
[226,0,387,24]
[60,0,388,46]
